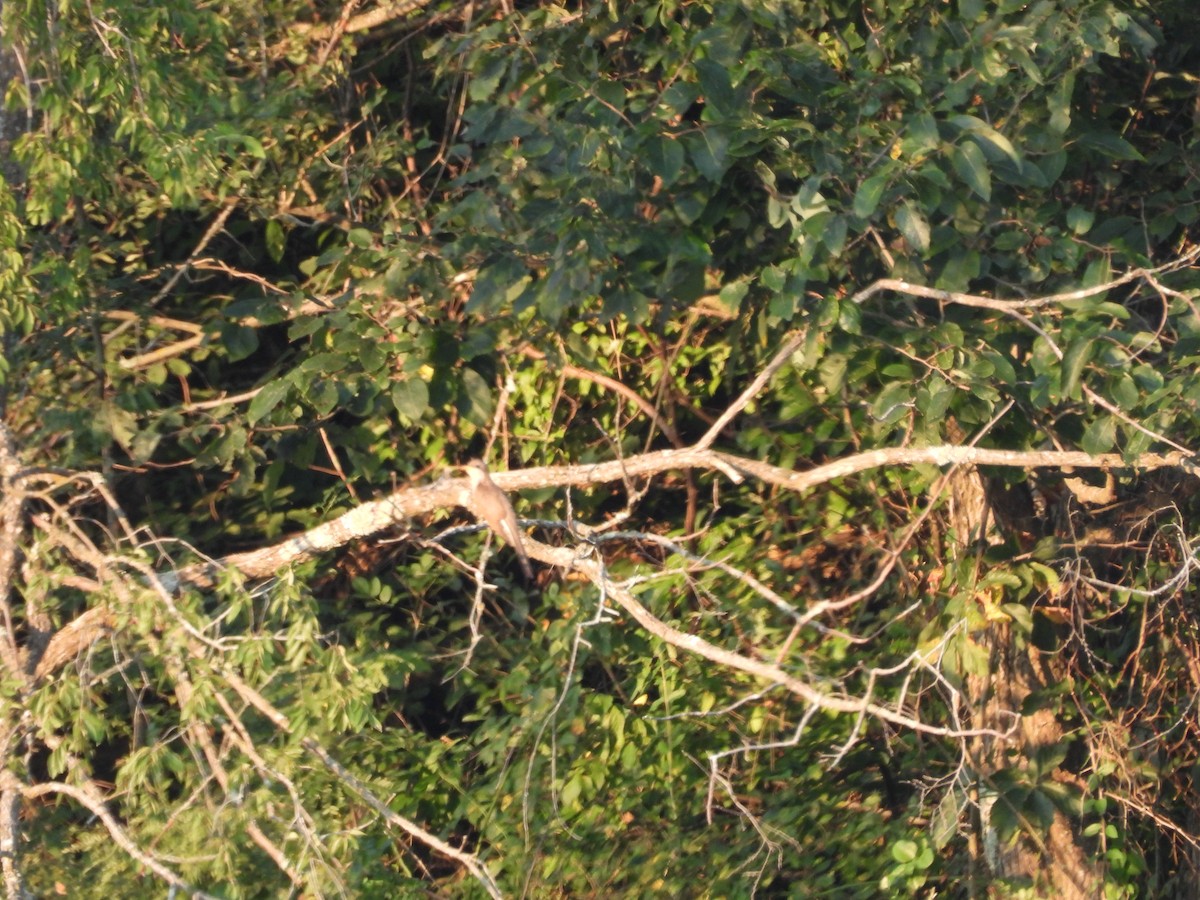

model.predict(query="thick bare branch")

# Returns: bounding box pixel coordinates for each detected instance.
[164,443,1193,589]
[290,0,460,39]
[26,425,1196,686]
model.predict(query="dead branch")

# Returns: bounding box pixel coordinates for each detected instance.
[850,244,1200,311]
[136,443,1194,593]
[532,539,1014,741]
[519,344,682,445]
[293,0,427,38]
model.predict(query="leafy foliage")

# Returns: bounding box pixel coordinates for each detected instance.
[2,0,1200,896]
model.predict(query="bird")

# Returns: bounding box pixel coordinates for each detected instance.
[459,458,533,581]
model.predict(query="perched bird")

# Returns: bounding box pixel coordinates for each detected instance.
[459,459,533,580]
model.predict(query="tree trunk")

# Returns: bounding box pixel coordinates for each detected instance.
[945,435,1101,896]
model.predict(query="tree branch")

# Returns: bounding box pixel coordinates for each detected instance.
[218,668,503,900]
[850,244,1200,311]
[23,781,221,900]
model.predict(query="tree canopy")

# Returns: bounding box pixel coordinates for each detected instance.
[2,0,1200,896]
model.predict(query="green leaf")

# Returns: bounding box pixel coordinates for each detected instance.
[296,353,348,376]
[767,194,789,229]
[717,279,750,314]
[947,114,1020,164]
[240,134,266,159]
[391,378,429,420]
[673,190,707,225]
[1078,131,1145,162]
[561,773,583,810]
[1080,416,1117,455]
[347,227,374,248]
[646,136,685,187]
[951,140,991,200]
[1002,603,1035,634]
[202,423,250,467]
[1060,337,1093,401]
[981,350,1017,386]
[1066,206,1094,235]
[768,290,796,321]
[265,219,287,263]
[937,250,980,291]
[659,81,699,116]
[221,323,259,362]
[793,178,829,219]
[822,215,847,256]
[871,381,913,425]
[891,839,918,863]
[694,58,737,117]
[469,257,529,314]
[904,112,940,155]
[248,378,291,424]
[930,786,964,849]
[895,202,930,253]
[458,367,494,426]
[308,378,339,415]
[1110,373,1138,409]
[916,375,954,421]
[98,402,138,454]
[853,171,891,219]
[1047,76,1074,134]
[688,127,730,182]
[1080,256,1113,304]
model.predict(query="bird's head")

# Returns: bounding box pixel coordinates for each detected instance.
[457,459,488,485]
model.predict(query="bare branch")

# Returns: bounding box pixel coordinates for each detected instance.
[850,244,1200,311]
[155,441,1194,594]
[519,344,682,445]
[218,669,503,900]
[536,541,1014,740]
[695,330,807,450]
[290,0,470,40]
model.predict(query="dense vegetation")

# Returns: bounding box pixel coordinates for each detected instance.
[2,0,1199,896]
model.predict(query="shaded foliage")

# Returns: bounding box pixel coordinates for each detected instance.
[2,0,1200,896]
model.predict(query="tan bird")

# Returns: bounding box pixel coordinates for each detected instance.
[459,458,533,581]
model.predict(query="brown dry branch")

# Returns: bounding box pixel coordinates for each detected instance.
[519,344,682,445]
[104,310,206,372]
[167,656,314,890]
[146,194,244,309]
[0,426,28,899]
[12,331,1199,884]
[548,537,1003,738]
[852,247,1200,456]
[0,426,25,678]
